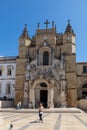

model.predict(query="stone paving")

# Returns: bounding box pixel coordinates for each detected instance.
[0,108,87,130]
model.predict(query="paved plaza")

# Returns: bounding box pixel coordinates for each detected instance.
[0,108,87,130]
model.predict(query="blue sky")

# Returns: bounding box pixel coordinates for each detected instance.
[0,0,87,62]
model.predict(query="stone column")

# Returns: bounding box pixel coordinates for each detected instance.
[29,88,35,108]
[50,88,54,108]
[48,87,54,108]
[48,89,50,108]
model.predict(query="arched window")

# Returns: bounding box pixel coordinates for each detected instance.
[82,84,87,98]
[40,82,47,87]
[43,51,49,65]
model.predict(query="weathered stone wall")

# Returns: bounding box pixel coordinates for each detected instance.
[15,56,27,105]
[65,54,77,107]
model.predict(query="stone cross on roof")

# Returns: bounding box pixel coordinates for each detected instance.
[44,19,50,29]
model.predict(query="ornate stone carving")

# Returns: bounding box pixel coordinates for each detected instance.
[24,82,28,98]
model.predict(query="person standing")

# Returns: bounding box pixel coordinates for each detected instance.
[16,102,20,109]
[19,101,22,109]
[38,103,44,123]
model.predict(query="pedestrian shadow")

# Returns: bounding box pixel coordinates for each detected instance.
[30,120,39,123]
[30,113,50,124]
[18,113,50,130]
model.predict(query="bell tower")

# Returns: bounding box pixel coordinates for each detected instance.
[63,20,77,107]
[15,24,31,106]
[18,24,31,58]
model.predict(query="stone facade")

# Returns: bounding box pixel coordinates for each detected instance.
[15,20,79,108]
[1,21,87,109]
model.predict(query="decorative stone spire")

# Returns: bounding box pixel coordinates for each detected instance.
[52,21,55,28]
[37,22,40,30]
[21,24,30,38]
[65,20,74,34]
[55,24,56,31]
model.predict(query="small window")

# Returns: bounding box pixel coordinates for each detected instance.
[0,69,2,76]
[6,84,11,94]
[83,66,87,73]
[7,68,11,76]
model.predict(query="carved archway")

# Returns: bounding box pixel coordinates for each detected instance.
[78,80,87,99]
[82,84,87,98]
[29,79,54,108]
[39,46,51,65]
[34,80,48,108]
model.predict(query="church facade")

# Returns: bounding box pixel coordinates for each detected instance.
[0,20,87,108]
[14,20,87,108]
[15,20,77,108]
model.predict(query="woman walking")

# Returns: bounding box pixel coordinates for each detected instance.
[38,103,44,123]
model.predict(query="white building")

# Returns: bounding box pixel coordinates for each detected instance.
[0,56,16,100]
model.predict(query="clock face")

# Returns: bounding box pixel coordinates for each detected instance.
[25,39,31,46]
[67,35,71,40]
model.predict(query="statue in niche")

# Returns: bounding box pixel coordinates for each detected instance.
[61,54,65,69]
[49,79,55,85]
[29,58,37,69]
[29,80,34,89]
[52,58,60,70]
[60,80,66,92]
[25,70,29,80]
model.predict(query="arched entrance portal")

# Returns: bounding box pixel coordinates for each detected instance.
[29,80,54,109]
[40,83,48,108]
[35,82,48,108]
[40,90,48,107]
